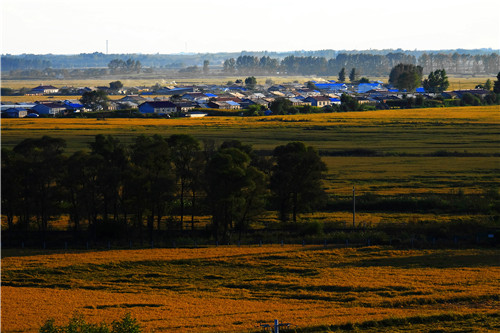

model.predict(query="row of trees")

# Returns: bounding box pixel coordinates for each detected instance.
[107,58,142,73]
[223,53,499,76]
[2,135,327,244]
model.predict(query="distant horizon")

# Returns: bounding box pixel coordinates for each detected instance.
[3,47,499,57]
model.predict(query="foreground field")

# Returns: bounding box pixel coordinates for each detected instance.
[2,246,499,332]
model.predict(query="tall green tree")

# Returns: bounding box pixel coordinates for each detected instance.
[1,148,21,231]
[168,134,201,230]
[223,58,236,73]
[206,145,267,242]
[389,63,423,92]
[493,72,500,94]
[12,136,66,241]
[271,142,327,224]
[422,69,449,93]
[89,135,128,226]
[130,135,175,243]
[338,67,346,82]
[484,79,492,91]
[349,68,359,83]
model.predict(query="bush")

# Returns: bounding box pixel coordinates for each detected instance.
[39,313,141,333]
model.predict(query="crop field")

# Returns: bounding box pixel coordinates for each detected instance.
[2,105,499,332]
[2,246,499,332]
[2,105,499,198]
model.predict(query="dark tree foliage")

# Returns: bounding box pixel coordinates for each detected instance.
[205,145,267,242]
[494,72,500,94]
[129,135,175,243]
[306,81,317,90]
[108,58,141,73]
[338,67,346,82]
[245,76,257,89]
[422,69,449,93]
[2,134,332,245]
[349,68,359,83]
[223,58,236,73]
[340,94,360,111]
[271,142,327,224]
[80,90,109,111]
[460,93,482,106]
[109,80,123,91]
[359,77,370,83]
[11,136,66,241]
[389,63,423,91]
[484,79,492,91]
[270,97,293,115]
[167,134,201,230]
[89,135,128,229]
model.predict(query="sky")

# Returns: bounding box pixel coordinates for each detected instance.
[1,0,499,55]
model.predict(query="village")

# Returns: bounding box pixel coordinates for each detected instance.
[1,76,495,118]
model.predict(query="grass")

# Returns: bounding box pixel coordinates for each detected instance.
[2,246,499,332]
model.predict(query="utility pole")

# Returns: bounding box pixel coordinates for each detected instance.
[353,186,356,228]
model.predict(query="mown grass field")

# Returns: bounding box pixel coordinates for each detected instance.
[2,246,499,332]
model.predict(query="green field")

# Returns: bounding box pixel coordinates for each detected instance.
[2,106,499,232]
[2,106,499,199]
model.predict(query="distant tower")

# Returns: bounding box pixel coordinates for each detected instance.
[106,40,109,54]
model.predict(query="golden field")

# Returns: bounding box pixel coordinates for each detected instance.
[2,246,500,332]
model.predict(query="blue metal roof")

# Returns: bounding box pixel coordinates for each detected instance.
[314,83,347,90]
[205,93,217,97]
[226,101,240,106]
[416,87,425,93]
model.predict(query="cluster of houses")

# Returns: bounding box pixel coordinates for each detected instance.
[1,81,493,118]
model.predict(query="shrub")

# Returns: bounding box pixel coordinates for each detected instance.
[39,313,141,333]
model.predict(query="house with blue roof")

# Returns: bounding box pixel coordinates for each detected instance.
[314,83,348,92]
[139,101,177,114]
[2,108,28,118]
[357,83,383,93]
[32,102,67,116]
[304,96,331,107]
[64,100,84,111]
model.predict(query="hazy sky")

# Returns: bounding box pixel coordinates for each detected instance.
[2,0,499,54]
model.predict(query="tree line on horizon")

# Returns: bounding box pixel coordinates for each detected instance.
[1,135,327,244]
[2,50,499,77]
